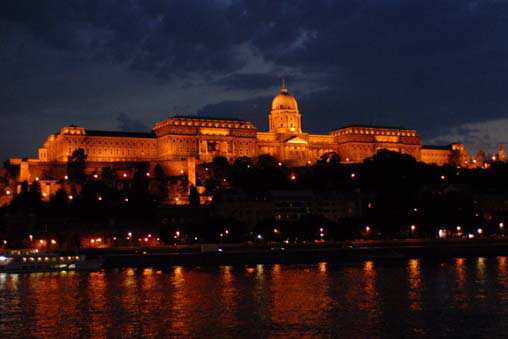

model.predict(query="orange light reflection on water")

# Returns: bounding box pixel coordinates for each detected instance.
[407,259,422,312]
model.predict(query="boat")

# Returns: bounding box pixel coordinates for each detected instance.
[0,250,103,273]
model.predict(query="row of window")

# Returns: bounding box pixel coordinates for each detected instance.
[335,129,416,137]
[157,119,253,129]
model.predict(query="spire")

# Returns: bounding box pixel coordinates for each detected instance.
[280,78,288,94]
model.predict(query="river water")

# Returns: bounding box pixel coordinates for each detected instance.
[1,257,508,338]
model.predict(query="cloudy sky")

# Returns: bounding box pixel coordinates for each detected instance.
[2,0,508,160]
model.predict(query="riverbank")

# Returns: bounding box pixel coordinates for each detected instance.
[71,238,508,268]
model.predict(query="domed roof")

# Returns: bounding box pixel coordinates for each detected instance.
[271,80,298,111]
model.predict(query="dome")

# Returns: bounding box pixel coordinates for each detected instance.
[271,81,298,111]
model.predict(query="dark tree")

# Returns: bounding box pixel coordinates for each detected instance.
[153,164,168,201]
[189,185,200,207]
[67,148,87,183]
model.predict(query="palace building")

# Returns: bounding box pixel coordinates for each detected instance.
[9,81,470,186]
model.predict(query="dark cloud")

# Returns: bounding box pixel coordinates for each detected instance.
[117,113,150,132]
[3,0,508,160]
[198,95,272,129]
[214,73,281,91]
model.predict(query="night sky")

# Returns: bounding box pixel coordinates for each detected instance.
[2,0,508,161]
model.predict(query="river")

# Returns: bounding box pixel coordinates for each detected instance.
[1,257,507,338]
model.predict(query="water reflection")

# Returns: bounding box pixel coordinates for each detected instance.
[452,258,469,311]
[407,259,422,312]
[270,263,331,336]
[496,257,508,304]
[2,259,508,337]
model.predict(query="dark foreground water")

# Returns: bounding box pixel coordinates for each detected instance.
[1,257,508,338]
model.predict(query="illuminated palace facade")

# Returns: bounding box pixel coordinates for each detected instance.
[10,82,469,184]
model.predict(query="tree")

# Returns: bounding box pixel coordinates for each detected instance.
[317,152,340,166]
[189,185,200,207]
[153,164,168,201]
[67,148,87,183]
[100,167,116,188]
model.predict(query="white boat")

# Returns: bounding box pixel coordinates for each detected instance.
[0,251,103,273]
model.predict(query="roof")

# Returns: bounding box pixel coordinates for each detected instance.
[422,144,452,150]
[172,115,247,122]
[85,130,156,138]
[335,124,412,131]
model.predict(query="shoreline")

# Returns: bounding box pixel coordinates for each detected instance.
[78,239,508,268]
